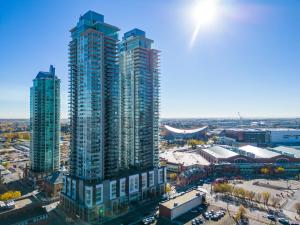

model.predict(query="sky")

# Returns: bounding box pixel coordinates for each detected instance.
[0,0,299,119]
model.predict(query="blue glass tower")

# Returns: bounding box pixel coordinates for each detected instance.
[119,29,160,170]
[30,65,60,179]
[61,12,166,224]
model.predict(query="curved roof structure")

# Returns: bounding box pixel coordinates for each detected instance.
[164,125,207,134]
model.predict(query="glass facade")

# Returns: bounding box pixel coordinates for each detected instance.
[119,29,160,170]
[69,11,120,181]
[30,65,60,173]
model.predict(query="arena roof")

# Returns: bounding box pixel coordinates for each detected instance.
[202,146,238,159]
[164,125,207,134]
[239,145,280,158]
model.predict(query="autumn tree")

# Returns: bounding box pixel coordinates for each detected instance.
[0,191,21,201]
[248,191,256,202]
[275,167,285,174]
[261,167,270,175]
[234,205,247,222]
[262,192,271,206]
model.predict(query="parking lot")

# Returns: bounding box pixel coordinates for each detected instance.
[173,204,232,225]
[200,178,300,225]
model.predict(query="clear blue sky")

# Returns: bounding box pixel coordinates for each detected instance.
[0,0,299,119]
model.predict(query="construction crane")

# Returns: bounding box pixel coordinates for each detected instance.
[238,112,243,127]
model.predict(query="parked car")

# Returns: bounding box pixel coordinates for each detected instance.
[278,218,290,225]
[267,214,276,221]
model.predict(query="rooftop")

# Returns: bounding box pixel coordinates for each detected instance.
[165,125,207,134]
[0,204,47,224]
[123,28,145,39]
[239,145,280,158]
[160,151,210,166]
[45,171,64,184]
[271,146,300,158]
[201,145,238,159]
[35,65,57,79]
[160,190,205,210]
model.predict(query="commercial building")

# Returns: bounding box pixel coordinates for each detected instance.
[160,150,209,186]
[159,190,206,220]
[0,204,48,225]
[268,128,300,145]
[196,145,300,176]
[225,128,300,146]
[61,11,166,224]
[225,128,269,146]
[30,65,60,182]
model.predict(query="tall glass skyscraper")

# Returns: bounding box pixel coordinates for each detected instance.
[119,29,160,171]
[30,65,60,179]
[61,11,166,224]
[68,10,120,181]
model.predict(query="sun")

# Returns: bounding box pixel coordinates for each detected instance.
[190,0,220,46]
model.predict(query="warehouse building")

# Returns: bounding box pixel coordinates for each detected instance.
[159,190,206,220]
[225,128,300,146]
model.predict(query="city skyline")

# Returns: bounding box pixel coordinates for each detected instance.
[1,0,300,119]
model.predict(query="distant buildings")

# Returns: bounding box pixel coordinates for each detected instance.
[160,144,300,185]
[30,65,60,181]
[60,11,166,224]
[225,128,300,146]
[161,125,208,145]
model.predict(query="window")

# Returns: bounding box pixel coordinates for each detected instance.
[71,180,76,200]
[158,169,163,184]
[149,171,154,187]
[85,186,93,208]
[120,178,126,197]
[129,174,139,193]
[141,173,147,190]
[110,181,117,200]
[96,184,103,205]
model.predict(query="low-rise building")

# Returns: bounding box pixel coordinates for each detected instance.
[0,203,48,225]
[43,171,64,198]
[159,190,205,220]
[160,150,209,186]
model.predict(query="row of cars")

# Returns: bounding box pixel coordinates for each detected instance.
[142,216,155,225]
[0,200,15,211]
[267,214,299,225]
[203,209,226,221]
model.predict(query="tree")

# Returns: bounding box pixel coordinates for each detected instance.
[261,167,270,175]
[165,183,172,194]
[238,188,246,200]
[255,193,262,203]
[271,196,280,208]
[248,191,256,202]
[295,202,300,215]
[262,192,271,206]
[275,166,285,174]
[235,205,247,221]
[0,191,21,201]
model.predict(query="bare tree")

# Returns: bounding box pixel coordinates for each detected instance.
[295,202,300,215]
[255,193,262,203]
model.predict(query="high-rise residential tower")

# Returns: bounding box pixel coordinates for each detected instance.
[30,65,60,181]
[61,11,166,224]
[119,29,160,171]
